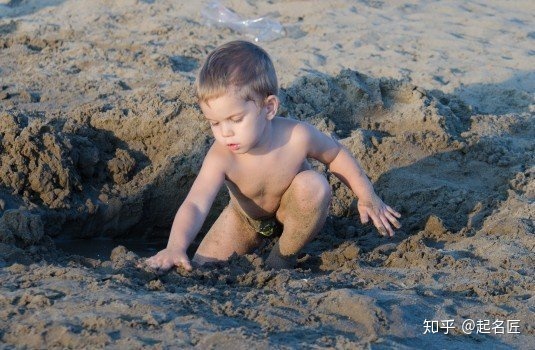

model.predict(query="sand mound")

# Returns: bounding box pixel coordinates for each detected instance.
[0,88,223,242]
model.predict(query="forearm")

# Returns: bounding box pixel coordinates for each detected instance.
[326,143,401,236]
[166,201,207,252]
[328,146,376,200]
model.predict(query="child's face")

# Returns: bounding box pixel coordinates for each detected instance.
[200,91,276,154]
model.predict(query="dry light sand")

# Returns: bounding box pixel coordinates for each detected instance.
[0,0,534,349]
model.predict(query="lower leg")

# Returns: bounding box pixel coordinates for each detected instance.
[193,204,261,265]
[267,171,331,269]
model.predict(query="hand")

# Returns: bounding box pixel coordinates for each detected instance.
[357,193,401,237]
[145,248,192,272]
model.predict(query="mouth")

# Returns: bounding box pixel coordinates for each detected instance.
[227,143,240,151]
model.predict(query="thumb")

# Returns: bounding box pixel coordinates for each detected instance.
[358,207,370,224]
[176,256,192,271]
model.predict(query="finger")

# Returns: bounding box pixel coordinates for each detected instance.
[146,257,159,269]
[181,259,193,271]
[385,211,402,229]
[146,254,162,266]
[146,256,169,273]
[160,260,173,272]
[370,214,388,236]
[377,226,388,237]
[380,216,395,237]
[359,208,370,224]
[387,205,401,218]
[176,257,192,271]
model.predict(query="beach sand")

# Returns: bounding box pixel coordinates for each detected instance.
[0,0,533,348]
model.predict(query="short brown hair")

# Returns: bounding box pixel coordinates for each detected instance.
[196,40,278,105]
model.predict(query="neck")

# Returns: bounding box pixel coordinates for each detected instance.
[246,120,274,156]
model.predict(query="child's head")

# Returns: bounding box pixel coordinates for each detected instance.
[196,40,278,106]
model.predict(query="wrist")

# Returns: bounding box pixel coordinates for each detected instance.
[356,189,378,201]
[165,242,188,254]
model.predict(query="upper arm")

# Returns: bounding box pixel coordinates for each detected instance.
[183,145,226,213]
[295,121,341,165]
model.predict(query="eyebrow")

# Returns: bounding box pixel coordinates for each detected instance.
[205,112,244,121]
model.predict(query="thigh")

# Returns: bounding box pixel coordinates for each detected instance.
[193,204,262,264]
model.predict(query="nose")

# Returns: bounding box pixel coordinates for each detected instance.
[221,122,234,137]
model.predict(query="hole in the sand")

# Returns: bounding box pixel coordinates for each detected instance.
[422,238,445,249]
[169,55,199,73]
[54,237,167,260]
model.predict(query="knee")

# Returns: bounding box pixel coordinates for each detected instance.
[290,171,331,210]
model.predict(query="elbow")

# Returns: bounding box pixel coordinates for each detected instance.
[177,200,202,218]
[326,143,344,169]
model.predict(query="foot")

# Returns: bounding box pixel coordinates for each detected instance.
[265,241,297,269]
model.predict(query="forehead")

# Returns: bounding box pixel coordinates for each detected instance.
[200,91,255,116]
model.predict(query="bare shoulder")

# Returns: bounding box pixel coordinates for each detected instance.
[273,117,315,142]
[203,142,232,174]
[274,117,340,161]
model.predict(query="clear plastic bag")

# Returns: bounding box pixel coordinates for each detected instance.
[201,1,285,42]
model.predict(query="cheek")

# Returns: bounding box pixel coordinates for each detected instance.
[252,118,266,135]
[240,121,258,139]
[210,126,221,138]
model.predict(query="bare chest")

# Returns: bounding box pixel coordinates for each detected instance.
[225,151,306,214]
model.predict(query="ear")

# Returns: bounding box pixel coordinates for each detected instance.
[264,95,279,120]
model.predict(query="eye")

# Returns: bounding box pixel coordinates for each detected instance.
[231,117,243,124]
[209,121,219,127]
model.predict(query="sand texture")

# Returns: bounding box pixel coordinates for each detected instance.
[0,0,534,348]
